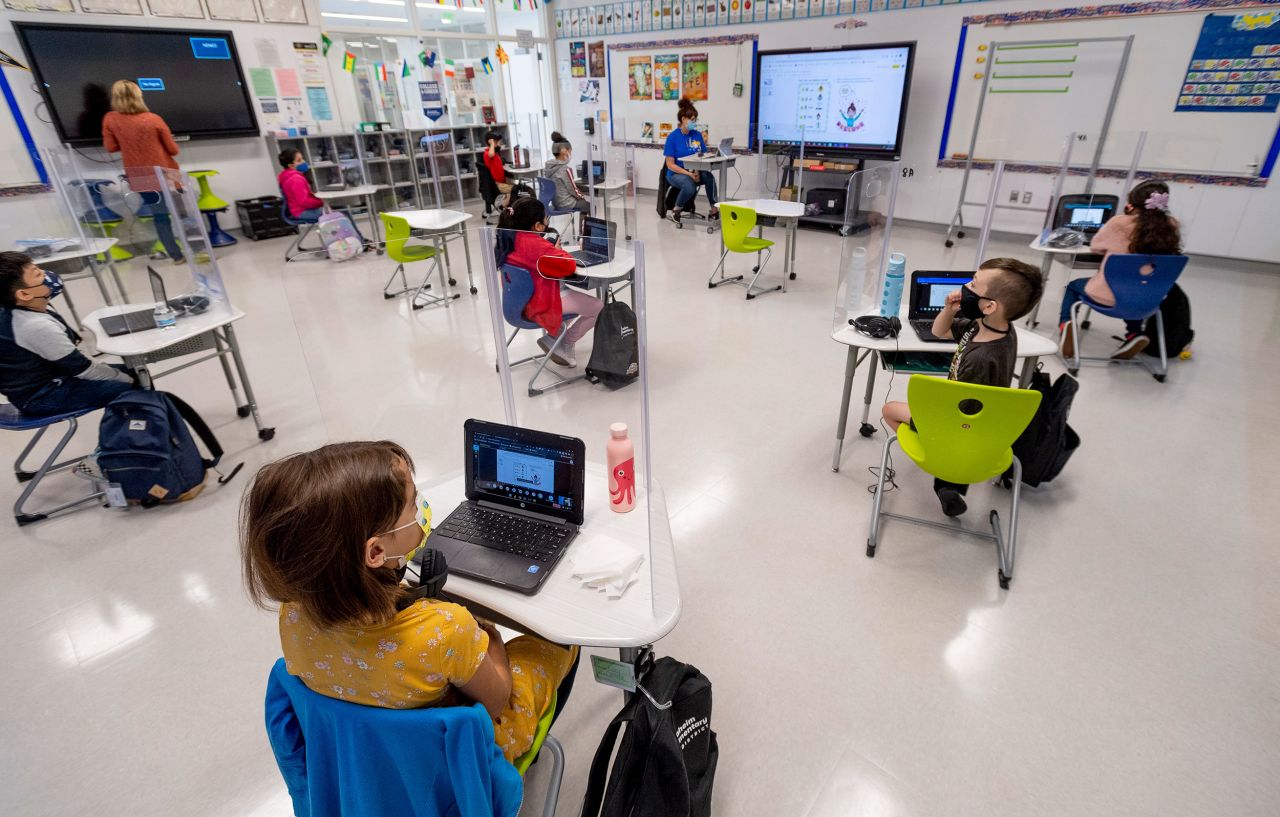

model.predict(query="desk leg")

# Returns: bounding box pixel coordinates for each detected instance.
[1018,355,1038,388]
[833,346,862,472]
[133,361,154,390]
[459,225,476,295]
[1027,254,1053,328]
[859,352,879,432]
[213,332,248,415]
[366,195,384,255]
[222,323,275,441]
[788,218,798,282]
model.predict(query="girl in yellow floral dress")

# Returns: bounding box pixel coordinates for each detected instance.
[241,440,578,762]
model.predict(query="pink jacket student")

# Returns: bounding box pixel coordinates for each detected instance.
[278,166,324,218]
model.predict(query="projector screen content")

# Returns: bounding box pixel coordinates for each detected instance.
[754,43,915,157]
[14,23,257,146]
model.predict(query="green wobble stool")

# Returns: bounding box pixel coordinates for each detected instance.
[189,169,238,247]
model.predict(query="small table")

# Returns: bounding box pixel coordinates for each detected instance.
[82,303,275,441]
[587,178,633,240]
[679,153,737,207]
[396,208,477,296]
[563,246,636,300]
[30,238,128,328]
[506,166,541,182]
[720,198,807,297]
[830,309,1058,472]
[418,464,681,658]
[1026,232,1099,328]
[317,185,384,253]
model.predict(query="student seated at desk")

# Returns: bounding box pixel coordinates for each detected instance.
[0,252,137,417]
[241,440,579,764]
[882,258,1043,517]
[663,97,718,225]
[543,131,591,215]
[276,148,365,243]
[482,131,513,199]
[494,198,602,369]
[1058,181,1181,360]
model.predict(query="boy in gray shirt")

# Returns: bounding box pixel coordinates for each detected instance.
[1,251,135,417]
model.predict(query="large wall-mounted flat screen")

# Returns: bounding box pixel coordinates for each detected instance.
[752,43,916,158]
[14,23,258,147]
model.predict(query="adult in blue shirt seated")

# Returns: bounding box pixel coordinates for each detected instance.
[663,97,719,225]
[0,251,136,417]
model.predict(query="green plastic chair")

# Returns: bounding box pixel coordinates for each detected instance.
[709,203,777,299]
[380,213,453,311]
[512,690,564,817]
[867,375,1042,589]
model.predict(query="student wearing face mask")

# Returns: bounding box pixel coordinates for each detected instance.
[0,251,137,417]
[880,258,1043,518]
[242,440,579,763]
[277,148,366,243]
[662,97,718,224]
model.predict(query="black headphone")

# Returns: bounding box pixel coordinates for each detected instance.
[850,315,901,339]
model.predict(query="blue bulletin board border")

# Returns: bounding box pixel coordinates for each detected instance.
[0,65,51,195]
[937,0,1280,184]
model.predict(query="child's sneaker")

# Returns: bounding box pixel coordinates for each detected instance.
[537,334,575,367]
[1110,333,1149,360]
[935,486,968,517]
[1058,321,1075,359]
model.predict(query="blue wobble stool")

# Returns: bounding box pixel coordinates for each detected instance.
[190,169,238,247]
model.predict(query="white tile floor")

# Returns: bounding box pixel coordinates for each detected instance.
[2,202,1278,817]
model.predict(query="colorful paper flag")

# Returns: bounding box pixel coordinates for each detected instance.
[377,62,389,82]
[342,51,356,73]
[480,57,493,75]
[444,59,455,78]
[425,51,437,68]
[401,59,411,78]
[321,33,332,57]
[494,45,509,66]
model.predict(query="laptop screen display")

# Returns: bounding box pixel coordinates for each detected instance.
[581,219,610,258]
[1065,203,1113,229]
[911,275,972,317]
[465,420,585,525]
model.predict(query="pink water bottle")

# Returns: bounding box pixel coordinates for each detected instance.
[607,423,636,513]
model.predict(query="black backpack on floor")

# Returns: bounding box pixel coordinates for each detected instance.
[1003,368,1081,488]
[1143,283,1194,357]
[585,294,639,390]
[582,657,718,817]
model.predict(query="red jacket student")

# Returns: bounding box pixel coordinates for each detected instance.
[493,198,601,368]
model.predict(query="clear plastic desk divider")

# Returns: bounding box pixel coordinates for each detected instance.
[973,160,1006,270]
[834,163,900,333]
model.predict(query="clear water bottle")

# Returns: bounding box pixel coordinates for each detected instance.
[153,300,177,329]
[879,252,906,318]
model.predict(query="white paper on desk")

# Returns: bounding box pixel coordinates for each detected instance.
[570,534,645,599]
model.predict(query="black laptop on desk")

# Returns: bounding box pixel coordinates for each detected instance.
[907,270,973,343]
[98,267,172,337]
[426,419,585,595]
[570,216,617,268]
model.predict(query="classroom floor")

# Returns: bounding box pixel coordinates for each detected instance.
[2,200,1278,817]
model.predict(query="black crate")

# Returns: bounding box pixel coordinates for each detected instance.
[235,196,298,241]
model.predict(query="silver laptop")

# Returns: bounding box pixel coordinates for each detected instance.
[426,419,586,595]
[718,136,734,157]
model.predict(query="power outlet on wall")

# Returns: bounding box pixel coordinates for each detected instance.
[1008,190,1020,203]
[1022,191,1033,204]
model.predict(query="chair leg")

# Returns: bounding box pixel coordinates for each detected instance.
[707,248,741,289]
[285,223,321,262]
[991,456,1024,590]
[14,425,50,481]
[383,263,408,298]
[409,254,459,311]
[528,328,586,396]
[1067,301,1085,373]
[744,247,780,300]
[1153,307,1168,382]
[535,735,565,817]
[866,434,897,557]
[13,418,104,526]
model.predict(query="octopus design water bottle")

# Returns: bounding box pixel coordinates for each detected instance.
[879,252,906,318]
[606,423,636,513]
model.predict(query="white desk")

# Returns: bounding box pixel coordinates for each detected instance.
[830,309,1059,471]
[317,185,383,252]
[396,208,477,296]
[1026,232,1100,328]
[31,238,127,329]
[418,464,681,651]
[506,166,541,182]
[587,178,633,240]
[719,198,806,299]
[562,246,636,300]
[83,303,275,440]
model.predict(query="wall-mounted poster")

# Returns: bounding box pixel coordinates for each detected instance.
[653,53,680,99]
[662,0,674,29]
[597,6,606,31]
[634,1,645,31]
[555,9,564,38]
[579,79,601,103]
[681,53,708,100]
[729,0,742,24]
[628,55,653,100]
[672,0,683,27]
[753,0,766,22]
[694,0,705,26]
[658,122,673,140]
[570,41,587,77]
[589,41,606,78]
[650,0,661,29]
[1176,12,1280,113]
[621,2,632,32]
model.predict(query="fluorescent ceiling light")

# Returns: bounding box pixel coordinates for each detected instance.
[364,0,405,6]
[416,3,485,12]
[321,11,408,20]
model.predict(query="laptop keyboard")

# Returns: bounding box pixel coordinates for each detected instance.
[571,250,605,266]
[438,505,571,563]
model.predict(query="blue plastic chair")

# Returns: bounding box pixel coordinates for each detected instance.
[535,177,580,241]
[1065,253,1188,382]
[500,262,585,396]
[0,403,104,526]
[279,187,324,262]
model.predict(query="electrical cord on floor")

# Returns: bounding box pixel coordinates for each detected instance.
[866,329,902,495]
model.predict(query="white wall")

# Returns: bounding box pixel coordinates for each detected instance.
[0,4,348,238]
[552,0,1280,263]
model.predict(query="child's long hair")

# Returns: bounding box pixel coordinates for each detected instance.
[241,441,413,629]
[494,196,547,267]
[1127,180,1181,255]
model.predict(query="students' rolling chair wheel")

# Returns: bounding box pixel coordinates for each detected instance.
[859,422,876,438]
[448,278,457,286]
[707,226,715,234]
[866,540,876,558]
[957,230,966,239]
[944,240,954,248]
[237,405,251,418]
[789,273,797,280]
[258,427,277,441]
[470,286,478,295]
[1081,320,1092,330]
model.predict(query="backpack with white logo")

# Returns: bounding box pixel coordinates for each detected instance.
[317,211,363,261]
[585,293,639,390]
[581,656,718,817]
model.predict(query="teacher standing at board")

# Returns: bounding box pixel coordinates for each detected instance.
[101,80,185,265]
[663,97,719,225]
